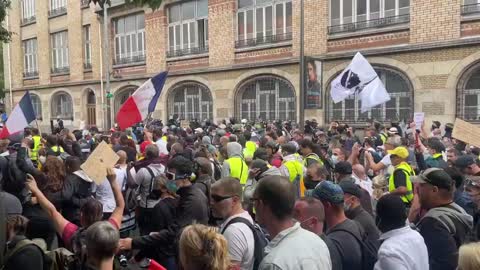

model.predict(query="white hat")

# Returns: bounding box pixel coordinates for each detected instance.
[194,128,204,134]
[219,124,226,129]
[241,119,248,124]
[388,127,398,134]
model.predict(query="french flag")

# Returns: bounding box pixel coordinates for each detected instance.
[0,91,36,139]
[116,71,168,130]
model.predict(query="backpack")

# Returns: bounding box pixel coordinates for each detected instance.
[122,172,137,214]
[143,166,157,208]
[2,238,76,270]
[336,227,378,270]
[221,217,269,270]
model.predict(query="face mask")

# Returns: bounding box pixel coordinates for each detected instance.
[331,155,339,165]
[166,180,178,193]
[39,156,46,165]
[423,151,431,160]
[343,200,352,212]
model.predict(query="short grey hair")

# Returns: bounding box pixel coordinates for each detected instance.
[86,221,119,261]
[145,144,159,159]
[386,136,402,148]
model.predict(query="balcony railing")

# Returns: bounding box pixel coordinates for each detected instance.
[48,6,67,18]
[21,16,36,25]
[235,32,293,48]
[114,54,146,65]
[23,71,38,78]
[462,3,480,15]
[328,14,410,34]
[167,45,209,58]
[84,63,92,70]
[51,67,70,74]
[81,0,90,8]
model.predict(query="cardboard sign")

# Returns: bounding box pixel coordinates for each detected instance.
[413,112,425,130]
[452,118,480,148]
[81,141,119,185]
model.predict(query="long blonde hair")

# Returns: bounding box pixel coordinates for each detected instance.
[458,242,480,270]
[179,224,230,270]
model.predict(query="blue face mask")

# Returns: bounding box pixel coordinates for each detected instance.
[166,180,178,193]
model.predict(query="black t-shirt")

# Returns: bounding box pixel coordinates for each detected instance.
[326,219,363,270]
[320,234,343,270]
[393,169,407,190]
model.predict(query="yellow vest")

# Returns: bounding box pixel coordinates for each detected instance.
[284,159,305,198]
[227,157,248,185]
[243,141,257,159]
[389,162,414,204]
[380,133,388,144]
[304,153,323,167]
[30,135,41,161]
[51,145,64,153]
[162,136,167,142]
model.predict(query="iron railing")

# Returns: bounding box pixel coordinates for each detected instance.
[462,3,480,15]
[235,32,292,48]
[328,14,410,34]
[81,0,90,8]
[114,54,146,65]
[167,45,209,58]
[21,16,36,25]
[23,71,38,78]
[48,6,67,18]
[51,67,70,74]
[84,63,92,70]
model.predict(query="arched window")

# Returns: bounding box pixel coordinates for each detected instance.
[87,90,96,105]
[326,67,413,124]
[458,65,480,122]
[30,93,42,120]
[114,87,135,115]
[237,76,296,121]
[51,91,73,119]
[167,82,213,120]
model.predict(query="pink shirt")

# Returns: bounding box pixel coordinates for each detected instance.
[62,218,120,247]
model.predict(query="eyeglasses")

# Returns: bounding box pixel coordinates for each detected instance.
[211,194,235,203]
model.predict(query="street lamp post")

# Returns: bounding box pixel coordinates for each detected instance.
[299,0,305,131]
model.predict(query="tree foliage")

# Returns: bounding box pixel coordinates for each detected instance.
[0,0,12,43]
[89,0,164,10]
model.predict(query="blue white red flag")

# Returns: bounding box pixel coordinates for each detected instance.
[0,91,36,139]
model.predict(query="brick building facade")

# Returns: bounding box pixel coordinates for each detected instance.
[4,0,480,130]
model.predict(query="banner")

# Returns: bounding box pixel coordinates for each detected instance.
[305,58,322,109]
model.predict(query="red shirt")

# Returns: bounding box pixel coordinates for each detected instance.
[62,218,120,247]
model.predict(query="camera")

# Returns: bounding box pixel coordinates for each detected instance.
[119,254,128,267]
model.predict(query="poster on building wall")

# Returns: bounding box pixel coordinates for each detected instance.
[305,58,323,109]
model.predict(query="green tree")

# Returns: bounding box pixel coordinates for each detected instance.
[89,0,163,10]
[0,0,12,43]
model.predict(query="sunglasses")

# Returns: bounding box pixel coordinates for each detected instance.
[211,194,235,203]
[165,171,189,181]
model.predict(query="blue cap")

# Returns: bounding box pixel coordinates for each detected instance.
[306,181,344,204]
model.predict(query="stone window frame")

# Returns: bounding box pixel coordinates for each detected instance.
[21,0,36,25]
[167,0,209,58]
[50,30,70,74]
[236,0,293,48]
[457,61,480,122]
[462,0,480,16]
[23,38,38,78]
[49,0,67,18]
[83,25,92,70]
[235,75,296,121]
[329,0,410,34]
[113,13,146,65]
[30,93,42,120]
[51,91,73,120]
[167,81,213,121]
[325,66,413,125]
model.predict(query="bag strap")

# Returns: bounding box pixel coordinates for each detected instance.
[144,166,156,208]
[4,239,43,265]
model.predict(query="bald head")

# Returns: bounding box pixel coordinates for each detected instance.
[277,136,287,145]
[116,150,127,165]
[220,136,229,146]
[352,164,366,179]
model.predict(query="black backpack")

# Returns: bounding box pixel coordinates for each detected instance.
[221,217,269,270]
[336,227,378,270]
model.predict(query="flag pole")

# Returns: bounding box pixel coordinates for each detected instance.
[35,119,42,134]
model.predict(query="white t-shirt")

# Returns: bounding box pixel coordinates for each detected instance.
[155,139,169,155]
[380,154,394,175]
[220,211,255,270]
[95,167,127,213]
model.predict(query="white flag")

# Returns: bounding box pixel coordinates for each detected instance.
[330,52,390,111]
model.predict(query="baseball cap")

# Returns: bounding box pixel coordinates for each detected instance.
[388,146,409,159]
[194,128,204,134]
[339,181,362,198]
[334,161,352,175]
[218,124,227,129]
[455,155,476,169]
[305,181,344,204]
[412,168,453,190]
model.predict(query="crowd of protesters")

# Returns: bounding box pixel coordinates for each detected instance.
[1,116,480,270]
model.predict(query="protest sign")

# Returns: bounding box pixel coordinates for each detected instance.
[180,120,190,129]
[452,118,480,148]
[413,112,425,130]
[81,141,119,185]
